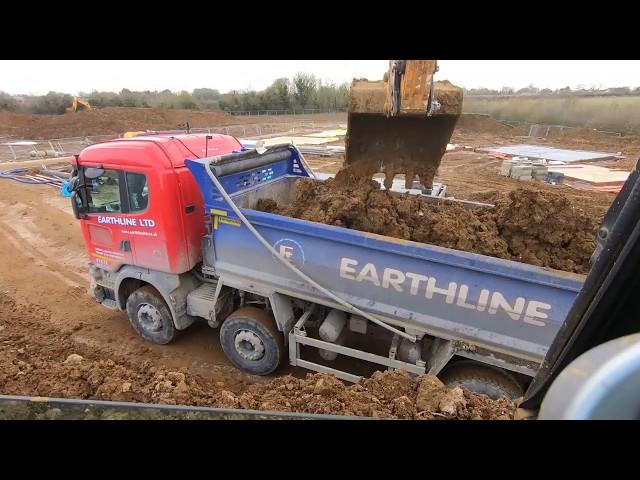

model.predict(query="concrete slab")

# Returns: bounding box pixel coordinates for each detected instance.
[479,144,622,163]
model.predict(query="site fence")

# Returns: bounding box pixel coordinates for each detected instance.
[526,124,622,138]
[0,121,340,162]
[227,109,345,116]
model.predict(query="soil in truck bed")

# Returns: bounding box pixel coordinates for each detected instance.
[255,167,603,274]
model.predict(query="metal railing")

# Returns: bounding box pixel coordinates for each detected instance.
[526,123,622,138]
[0,395,362,420]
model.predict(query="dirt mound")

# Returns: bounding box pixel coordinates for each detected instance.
[456,114,515,134]
[220,370,514,419]
[0,107,239,139]
[0,294,514,419]
[549,127,640,155]
[256,167,600,273]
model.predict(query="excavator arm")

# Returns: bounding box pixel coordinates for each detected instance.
[69,96,92,112]
[346,60,463,190]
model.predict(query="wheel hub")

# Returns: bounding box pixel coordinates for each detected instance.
[138,303,163,333]
[234,330,265,361]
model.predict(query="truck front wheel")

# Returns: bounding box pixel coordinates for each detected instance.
[126,285,177,345]
[220,307,283,376]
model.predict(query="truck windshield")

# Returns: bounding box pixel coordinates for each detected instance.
[86,169,121,213]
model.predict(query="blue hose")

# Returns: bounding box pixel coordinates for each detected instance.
[0,167,64,185]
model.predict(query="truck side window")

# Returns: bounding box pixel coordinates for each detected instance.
[126,172,149,212]
[86,169,121,214]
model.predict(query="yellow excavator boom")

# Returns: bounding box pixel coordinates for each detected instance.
[70,96,92,112]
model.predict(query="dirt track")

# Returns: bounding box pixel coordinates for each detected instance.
[0,291,513,418]
[0,180,262,388]
[0,114,635,417]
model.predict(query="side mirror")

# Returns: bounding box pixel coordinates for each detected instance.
[71,191,81,219]
[69,176,80,192]
[84,167,105,180]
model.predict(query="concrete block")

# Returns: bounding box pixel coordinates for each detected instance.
[500,160,515,176]
[510,165,533,180]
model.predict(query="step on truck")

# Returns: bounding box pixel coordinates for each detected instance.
[69,133,586,400]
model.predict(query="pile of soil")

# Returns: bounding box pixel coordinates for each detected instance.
[0,107,238,139]
[0,294,514,419]
[549,128,640,159]
[455,114,516,135]
[256,167,600,273]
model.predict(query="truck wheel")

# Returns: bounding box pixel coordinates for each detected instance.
[439,361,524,401]
[220,307,283,376]
[126,285,177,345]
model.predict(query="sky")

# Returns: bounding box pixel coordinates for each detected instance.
[1,60,639,96]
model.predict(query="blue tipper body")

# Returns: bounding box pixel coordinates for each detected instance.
[186,146,585,364]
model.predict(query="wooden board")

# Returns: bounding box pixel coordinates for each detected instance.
[549,164,630,185]
[302,129,347,138]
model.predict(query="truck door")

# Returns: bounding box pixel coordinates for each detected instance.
[121,167,170,271]
[78,166,134,271]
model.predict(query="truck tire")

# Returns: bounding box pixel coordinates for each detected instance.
[220,307,284,376]
[126,285,177,345]
[439,361,524,401]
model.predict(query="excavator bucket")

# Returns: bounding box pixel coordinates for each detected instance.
[345,61,463,190]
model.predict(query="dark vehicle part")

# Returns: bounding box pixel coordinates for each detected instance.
[538,333,640,419]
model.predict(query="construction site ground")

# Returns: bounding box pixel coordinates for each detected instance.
[0,108,346,140]
[0,110,635,418]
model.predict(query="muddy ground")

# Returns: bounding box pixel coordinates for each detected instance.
[0,108,346,139]
[0,114,634,417]
[0,294,513,419]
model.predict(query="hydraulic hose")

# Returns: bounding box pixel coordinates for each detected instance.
[0,168,60,185]
[204,159,416,343]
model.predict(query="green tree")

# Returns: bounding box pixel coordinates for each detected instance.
[120,88,139,107]
[31,91,73,115]
[0,91,17,111]
[192,88,221,110]
[293,72,318,109]
[176,91,198,109]
[273,78,291,110]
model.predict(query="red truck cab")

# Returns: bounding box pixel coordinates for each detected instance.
[72,133,242,274]
[69,133,243,344]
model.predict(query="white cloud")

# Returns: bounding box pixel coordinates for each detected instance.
[438,60,640,91]
[1,60,639,95]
